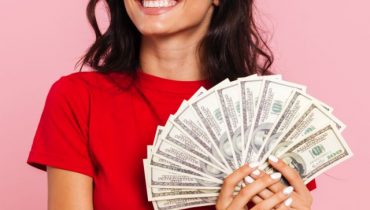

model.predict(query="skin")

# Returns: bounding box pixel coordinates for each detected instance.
[47,1,313,209]
[47,167,93,210]
[216,157,313,210]
[124,0,220,81]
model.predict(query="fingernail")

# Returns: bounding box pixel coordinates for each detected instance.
[268,155,278,163]
[284,197,293,207]
[252,169,261,176]
[244,176,255,184]
[249,162,259,168]
[270,172,282,180]
[283,186,294,195]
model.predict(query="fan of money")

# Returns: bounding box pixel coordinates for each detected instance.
[143,74,353,210]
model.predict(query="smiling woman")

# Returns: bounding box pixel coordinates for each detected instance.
[26,0,315,210]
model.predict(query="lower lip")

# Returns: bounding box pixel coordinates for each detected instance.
[136,0,179,15]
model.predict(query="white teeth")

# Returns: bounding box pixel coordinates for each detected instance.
[142,0,177,8]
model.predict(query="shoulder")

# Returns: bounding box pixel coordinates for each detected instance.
[50,70,135,96]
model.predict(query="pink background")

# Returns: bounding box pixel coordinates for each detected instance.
[1,0,369,209]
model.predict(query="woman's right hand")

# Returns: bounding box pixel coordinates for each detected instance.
[216,163,294,210]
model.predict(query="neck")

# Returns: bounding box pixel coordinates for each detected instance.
[139,29,209,81]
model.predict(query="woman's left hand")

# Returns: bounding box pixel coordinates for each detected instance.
[250,155,313,210]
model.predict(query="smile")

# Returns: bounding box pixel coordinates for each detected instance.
[141,0,178,8]
[136,0,180,15]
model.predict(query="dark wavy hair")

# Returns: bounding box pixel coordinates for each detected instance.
[75,0,274,85]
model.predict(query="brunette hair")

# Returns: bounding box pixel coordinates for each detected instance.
[75,0,274,85]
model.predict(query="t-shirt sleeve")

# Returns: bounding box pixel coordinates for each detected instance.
[26,75,94,177]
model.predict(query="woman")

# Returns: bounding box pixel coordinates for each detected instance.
[27,0,316,209]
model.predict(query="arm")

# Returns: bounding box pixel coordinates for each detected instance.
[47,166,94,210]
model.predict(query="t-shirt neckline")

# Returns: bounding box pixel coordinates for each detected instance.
[136,68,211,94]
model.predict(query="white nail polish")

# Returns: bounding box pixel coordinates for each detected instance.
[249,162,259,168]
[268,155,278,163]
[270,172,282,180]
[283,186,294,195]
[252,169,261,176]
[244,176,255,184]
[284,197,293,207]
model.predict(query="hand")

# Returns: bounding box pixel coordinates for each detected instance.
[216,163,294,210]
[262,155,313,210]
[249,155,313,210]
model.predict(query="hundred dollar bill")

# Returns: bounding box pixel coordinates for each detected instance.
[263,124,353,184]
[216,81,243,166]
[245,79,306,163]
[149,187,220,201]
[191,80,239,170]
[144,163,221,201]
[144,160,222,189]
[148,131,208,179]
[143,165,220,208]
[238,75,282,164]
[153,126,164,147]
[152,197,217,210]
[150,151,208,180]
[269,102,345,159]
[153,132,227,182]
[160,120,227,173]
[257,90,334,162]
[171,101,230,172]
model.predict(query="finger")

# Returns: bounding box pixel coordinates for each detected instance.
[275,197,293,210]
[244,175,267,205]
[251,195,263,204]
[251,186,294,210]
[228,172,283,209]
[250,169,274,199]
[253,169,285,194]
[217,162,258,209]
[252,169,295,209]
[268,155,309,195]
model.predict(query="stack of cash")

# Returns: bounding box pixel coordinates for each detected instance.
[143,74,353,210]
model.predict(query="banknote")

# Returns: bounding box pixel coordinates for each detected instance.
[152,197,217,210]
[269,102,345,159]
[170,102,230,173]
[257,90,334,162]
[160,120,227,173]
[191,82,239,170]
[153,132,227,181]
[216,81,243,166]
[263,124,353,184]
[244,79,306,163]
[144,75,353,210]
[153,126,164,147]
[144,160,222,189]
[149,151,212,180]
[238,75,283,164]
[149,131,209,179]
[144,166,220,210]
[149,187,220,201]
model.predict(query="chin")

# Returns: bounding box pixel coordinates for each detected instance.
[136,22,180,37]
[125,0,214,37]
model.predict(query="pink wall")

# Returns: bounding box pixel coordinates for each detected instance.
[1,0,369,209]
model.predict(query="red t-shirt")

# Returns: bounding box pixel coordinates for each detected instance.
[27,70,316,210]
